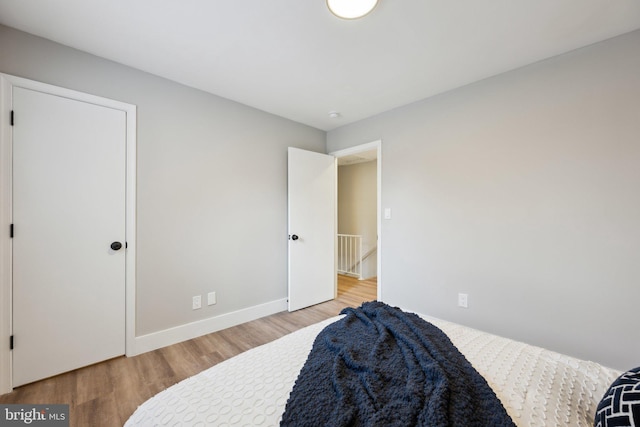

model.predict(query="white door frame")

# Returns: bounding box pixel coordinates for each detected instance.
[0,73,137,394]
[329,140,382,300]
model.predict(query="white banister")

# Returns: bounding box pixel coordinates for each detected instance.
[337,234,363,279]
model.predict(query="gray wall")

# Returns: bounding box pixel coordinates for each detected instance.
[338,161,377,279]
[0,24,325,336]
[328,30,640,370]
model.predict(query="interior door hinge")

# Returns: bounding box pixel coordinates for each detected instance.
[10,224,13,238]
[10,335,14,350]
[10,110,14,126]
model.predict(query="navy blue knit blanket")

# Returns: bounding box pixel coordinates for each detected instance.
[280,301,515,426]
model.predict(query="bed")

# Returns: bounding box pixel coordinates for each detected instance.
[125,302,626,426]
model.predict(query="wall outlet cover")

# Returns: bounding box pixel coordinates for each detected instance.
[192,295,202,310]
[207,291,216,306]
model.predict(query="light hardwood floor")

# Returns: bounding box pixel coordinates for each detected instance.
[0,275,377,426]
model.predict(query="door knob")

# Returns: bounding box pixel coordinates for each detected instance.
[110,241,123,251]
[290,234,299,241]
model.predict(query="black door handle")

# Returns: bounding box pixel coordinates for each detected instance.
[110,241,123,251]
[290,234,299,241]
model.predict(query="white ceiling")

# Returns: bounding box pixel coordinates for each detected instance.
[1,1,639,131]
[338,149,378,166]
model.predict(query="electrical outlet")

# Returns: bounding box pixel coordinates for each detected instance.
[458,293,468,308]
[207,291,216,306]
[192,295,202,310]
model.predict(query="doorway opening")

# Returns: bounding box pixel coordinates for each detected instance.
[330,140,381,302]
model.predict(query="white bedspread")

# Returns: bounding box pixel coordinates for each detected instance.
[125,314,619,426]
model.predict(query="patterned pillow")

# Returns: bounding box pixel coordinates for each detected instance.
[594,366,640,427]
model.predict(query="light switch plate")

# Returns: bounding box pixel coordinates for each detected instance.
[458,293,468,308]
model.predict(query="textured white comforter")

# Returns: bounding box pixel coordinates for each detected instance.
[125,314,619,426]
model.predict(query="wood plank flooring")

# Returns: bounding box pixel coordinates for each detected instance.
[0,275,377,426]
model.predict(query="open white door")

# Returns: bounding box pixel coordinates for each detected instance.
[288,147,336,311]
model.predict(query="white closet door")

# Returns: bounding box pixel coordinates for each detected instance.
[12,87,126,386]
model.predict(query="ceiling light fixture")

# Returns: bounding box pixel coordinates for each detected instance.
[328,111,341,118]
[327,0,379,19]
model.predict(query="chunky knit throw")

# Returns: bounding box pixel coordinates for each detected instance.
[280,301,515,426]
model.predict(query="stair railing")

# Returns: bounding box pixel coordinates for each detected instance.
[337,234,363,279]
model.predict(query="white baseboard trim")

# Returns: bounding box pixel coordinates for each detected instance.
[128,298,288,356]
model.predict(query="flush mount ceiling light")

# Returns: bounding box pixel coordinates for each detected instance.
[327,0,379,19]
